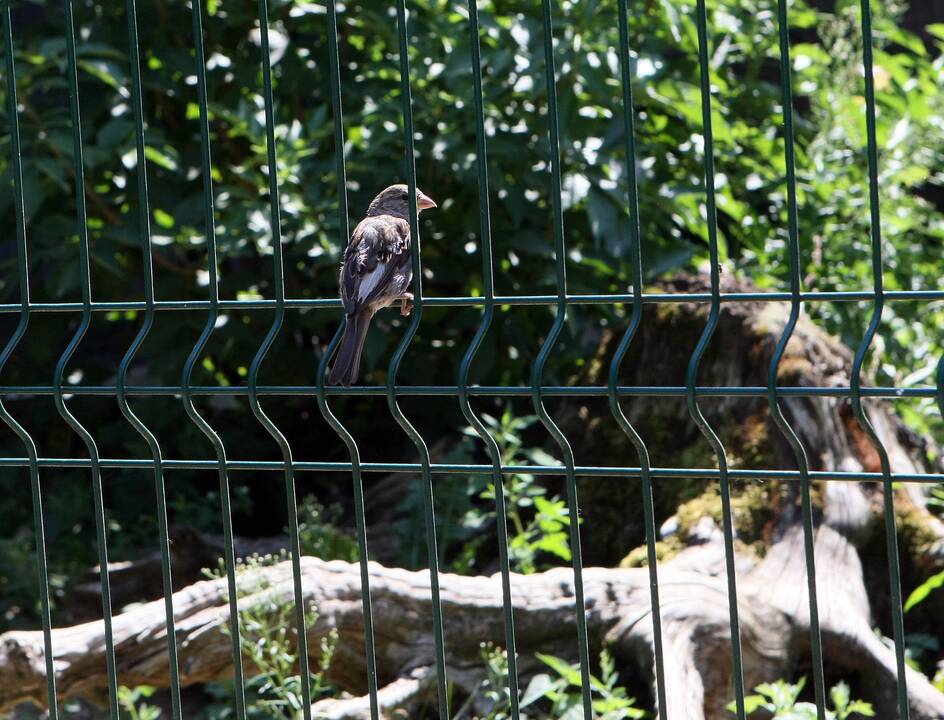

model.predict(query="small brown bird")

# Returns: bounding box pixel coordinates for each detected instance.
[327,184,437,386]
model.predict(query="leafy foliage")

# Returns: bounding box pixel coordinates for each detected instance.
[391,408,575,574]
[905,568,944,612]
[463,410,574,574]
[529,651,646,720]
[202,552,338,720]
[293,495,358,562]
[727,677,874,720]
[0,0,942,668]
[117,686,162,720]
[464,643,645,720]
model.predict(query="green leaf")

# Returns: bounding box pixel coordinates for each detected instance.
[154,209,175,229]
[904,570,944,611]
[534,532,572,561]
[586,188,632,258]
[520,673,555,707]
[742,694,768,714]
[78,59,127,92]
[558,701,585,720]
[830,681,850,711]
[526,447,562,467]
[144,146,179,172]
[35,158,71,194]
[536,653,583,687]
[845,699,875,717]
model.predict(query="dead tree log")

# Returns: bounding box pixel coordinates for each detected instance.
[6,275,944,719]
[2,533,944,719]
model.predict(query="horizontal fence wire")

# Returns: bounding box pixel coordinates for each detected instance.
[1,0,941,718]
[0,289,941,314]
[0,384,936,398]
[0,457,940,483]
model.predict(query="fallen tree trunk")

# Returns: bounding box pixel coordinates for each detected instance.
[3,533,944,719]
[70,525,293,621]
[8,275,944,719]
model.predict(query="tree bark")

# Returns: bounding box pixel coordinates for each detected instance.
[8,275,944,719]
[3,534,944,719]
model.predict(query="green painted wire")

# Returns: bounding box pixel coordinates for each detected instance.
[455,0,521,715]
[0,383,937,400]
[0,4,58,716]
[534,1,592,716]
[181,1,247,716]
[0,289,942,315]
[113,0,183,715]
[2,456,944,483]
[939,355,944,427]
[312,1,380,715]
[58,2,120,715]
[767,1,826,716]
[687,1,747,716]
[851,1,909,716]
[607,0,668,712]
[244,1,313,716]
[388,0,450,714]
[315,327,381,719]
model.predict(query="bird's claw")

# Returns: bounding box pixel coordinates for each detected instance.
[399,292,414,316]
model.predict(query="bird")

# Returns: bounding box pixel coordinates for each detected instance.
[327,184,437,386]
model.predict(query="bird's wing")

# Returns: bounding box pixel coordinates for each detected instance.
[340,215,411,315]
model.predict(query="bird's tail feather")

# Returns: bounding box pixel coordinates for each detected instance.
[328,311,373,386]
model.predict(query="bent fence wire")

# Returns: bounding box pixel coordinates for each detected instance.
[1,0,943,718]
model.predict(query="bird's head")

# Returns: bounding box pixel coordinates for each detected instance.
[366,184,437,219]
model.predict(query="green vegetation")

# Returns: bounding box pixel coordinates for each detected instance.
[727,678,874,719]
[1,0,943,715]
[386,408,576,573]
[201,552,337,720]
[294,496,358,563]
[117,686,162,720]
[460,644,645,720]
[1,0,941,620]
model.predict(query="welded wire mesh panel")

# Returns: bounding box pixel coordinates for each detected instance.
[1,0,943,719]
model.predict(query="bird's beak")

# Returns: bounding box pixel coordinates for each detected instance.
[417,191,437,210]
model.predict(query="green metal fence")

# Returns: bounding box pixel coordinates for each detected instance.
[1,0,943,719]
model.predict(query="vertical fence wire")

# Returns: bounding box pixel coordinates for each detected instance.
[850,1,909,716]
[607,0,668,713]
[388,1,450,715]
[0,5,59,716]
[455,0,521,716]
[534,1,593,716]
[767,0,827,716]
[939,355,944,424]
[244,1,313,716]
[687,1,747,716]
[181,1,247,715]
[313,1,380,715]
[1,0,938,716]
[114,0,184,715]
[57,2,121,716]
